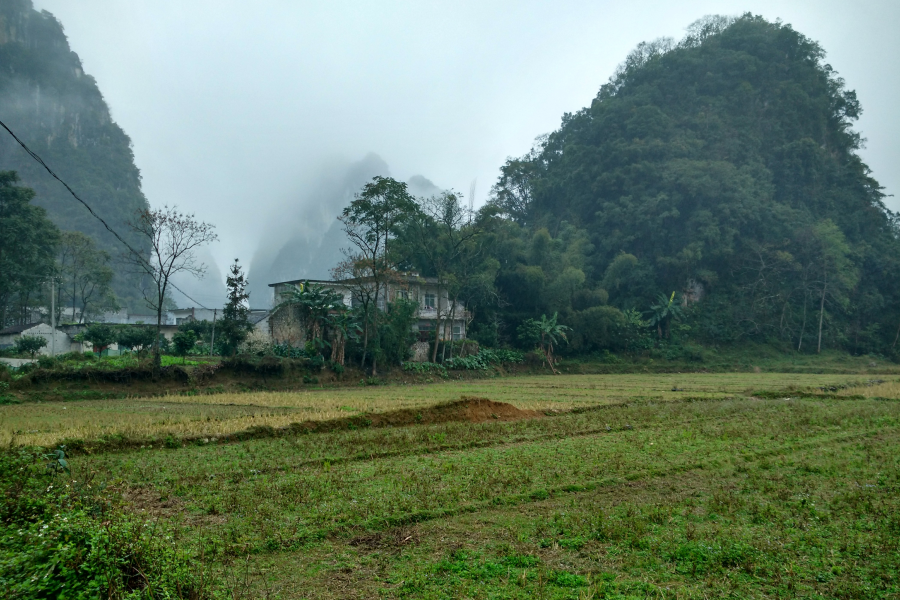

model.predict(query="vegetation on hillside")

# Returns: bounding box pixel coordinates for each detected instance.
[480,14,900,357]
[0,0,150,310]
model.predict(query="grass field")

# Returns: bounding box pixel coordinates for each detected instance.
[0,373,882,448]
[4,373,900,598]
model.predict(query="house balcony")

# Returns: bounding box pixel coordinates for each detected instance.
[416,308,471,321]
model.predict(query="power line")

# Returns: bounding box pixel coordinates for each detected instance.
[0,118,211,310]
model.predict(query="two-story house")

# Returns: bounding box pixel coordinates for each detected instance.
[268,273,469,347]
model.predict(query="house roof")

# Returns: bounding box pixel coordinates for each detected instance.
[248,312,270,325]
[268,274,439,288]
[0,323,43,335]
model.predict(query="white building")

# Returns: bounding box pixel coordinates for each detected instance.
[268,274,469,348]
[0,323,83,355]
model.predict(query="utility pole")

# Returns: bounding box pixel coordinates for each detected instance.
[210,308,217,357]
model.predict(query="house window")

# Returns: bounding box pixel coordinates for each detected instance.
[452,325,462,341]
[424,293,436,309]
[396,290,409,301]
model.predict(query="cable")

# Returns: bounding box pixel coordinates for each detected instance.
[0,118,211,310]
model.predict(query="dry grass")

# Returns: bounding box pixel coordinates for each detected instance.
[0,373,875,447]
[838,377,900,398]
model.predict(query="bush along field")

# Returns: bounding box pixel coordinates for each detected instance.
[0,447,221,599]
[1,374,895,598]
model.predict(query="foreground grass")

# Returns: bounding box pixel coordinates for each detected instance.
[0,373,884,447]
[65,390,900,598]
[7,373,900,597]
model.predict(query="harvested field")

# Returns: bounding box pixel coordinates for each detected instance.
[0,372,882,447]
[5,373,900,597]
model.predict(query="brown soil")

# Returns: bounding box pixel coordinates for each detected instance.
[360,396,541,427]
[349,525,421,552]
[122,486,227,525]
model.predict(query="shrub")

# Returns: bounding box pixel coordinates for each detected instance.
[444,348,525,370]
[75,323,118,354]
[403,362,448,377]
[14,335,47,358]
[116,326,156,355]
[0,448,219,599]
[172,330,198,364]
[569,305,627,352]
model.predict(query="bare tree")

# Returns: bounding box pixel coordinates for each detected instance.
[125,206,217,368]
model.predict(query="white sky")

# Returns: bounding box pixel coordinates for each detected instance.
[33,0,900,278]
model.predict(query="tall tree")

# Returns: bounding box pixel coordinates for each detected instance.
[125,206,217,368]
[56,231,117,323]
[0,171,59,326]
[403,191,483,361]
[218,259,252,356]
[337,176,416,374]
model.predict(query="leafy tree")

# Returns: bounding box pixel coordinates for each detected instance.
[76,323,117,355]
[517,312,570,374]
[488,138,545,225]
[171,330,197,364]
[794,220,859,353]
[337,176,416,373]
[570,306,627,352]
[0,171,59,327]
[218,259,252,356]
[375,299,419,366]
[15,335,47,359]
[116,326,156,356]
[124,206,217,369]
[401,191,483,361]
[56,231,118,323]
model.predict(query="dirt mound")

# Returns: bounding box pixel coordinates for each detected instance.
[65,397,542,455]
[364,396,540,427]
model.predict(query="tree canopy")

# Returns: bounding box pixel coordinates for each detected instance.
[0,0,151,309]
[485,14,900,355]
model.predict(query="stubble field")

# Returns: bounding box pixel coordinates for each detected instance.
[4,373,899,598]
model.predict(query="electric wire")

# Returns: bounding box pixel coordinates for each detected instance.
[0,118,211,309]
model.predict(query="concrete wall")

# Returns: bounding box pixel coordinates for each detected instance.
[0,323,80,355]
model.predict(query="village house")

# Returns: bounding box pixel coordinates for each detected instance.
[268,274,469,357]
[0,322,83,355]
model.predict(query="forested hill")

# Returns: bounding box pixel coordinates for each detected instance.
[488,14,900,354]
[0,0,149,304]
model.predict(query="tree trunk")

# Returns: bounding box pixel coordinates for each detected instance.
[430,283,444,363]
[798,294,808,352]
[370,285,380,376]
[360,307,370,370]
[817,271,828,354]
[891,318,900,350]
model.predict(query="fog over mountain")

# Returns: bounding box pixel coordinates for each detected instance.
[244,154,445,307]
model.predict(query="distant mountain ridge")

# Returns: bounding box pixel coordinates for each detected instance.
[0,0,150,308]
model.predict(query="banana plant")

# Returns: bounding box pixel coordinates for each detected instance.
[647,291,683,339]
[518,312,571,374]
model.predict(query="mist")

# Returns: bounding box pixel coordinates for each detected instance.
[29,0,900,308]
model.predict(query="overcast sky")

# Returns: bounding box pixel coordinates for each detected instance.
[33,0,900,284]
